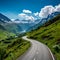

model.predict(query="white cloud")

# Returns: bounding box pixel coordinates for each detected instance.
[39,4,60,18]
[55,4,60,12]
[18,4,60,21]
[23,9,32,13]
[18,13,26,19]
[39,5,55,18]
[18,13,35,21]
[11,19,15,21]
[34,12,39,16]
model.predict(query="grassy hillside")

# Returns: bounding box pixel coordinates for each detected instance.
[1,23,22,34]
[0,24,30,60]
[0,24,15,40]
[0,29,15,40]
[0,13,31,60]
[0,35,30,60]
[27,15,60,60]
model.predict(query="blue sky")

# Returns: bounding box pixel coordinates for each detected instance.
[0,0,60,19]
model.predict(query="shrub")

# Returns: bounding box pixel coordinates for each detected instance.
[0,47,6,60]
[53,45,60,52]
[45,42,48,45]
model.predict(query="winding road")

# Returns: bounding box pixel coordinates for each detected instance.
[17,36,55,60]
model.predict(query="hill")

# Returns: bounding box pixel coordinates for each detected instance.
[0,13,30,60]
[0,13,11,22]
[0,13,23,35]
[0,13,15,39]
[27,14,60,60]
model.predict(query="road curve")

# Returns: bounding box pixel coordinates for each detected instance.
[17,36,55,60]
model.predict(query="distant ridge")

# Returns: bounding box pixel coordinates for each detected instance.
[0,13,11,22]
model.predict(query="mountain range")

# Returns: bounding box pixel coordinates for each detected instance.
[0,12,60,35]
[25,12,60,32]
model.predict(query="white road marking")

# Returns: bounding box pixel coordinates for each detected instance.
[47,47,55,60]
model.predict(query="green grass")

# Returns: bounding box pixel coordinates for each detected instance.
[0,30,30,60]
[0,37,30,60]
[5,40,30,60]
[0,29,15,40]
[27,15,60,60]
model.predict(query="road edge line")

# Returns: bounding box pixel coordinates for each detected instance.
[47,47,55,60]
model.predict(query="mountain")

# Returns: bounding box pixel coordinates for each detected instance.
[0,13,23,34]
[0,12,60,34]
[11,19,38,33]
[0,13,11,22]
[46,12,60,20]
[0,13,35,34]
[27,14,60,60]
[0,13,15,40]
[40,12,60,24]
[15,19,20,21]
[9,12,60,33]
[27,12,60,32]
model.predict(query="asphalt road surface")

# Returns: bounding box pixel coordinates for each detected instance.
[17,36,55,60]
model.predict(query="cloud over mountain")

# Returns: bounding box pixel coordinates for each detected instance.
[55,4,60,12]
[39,4,60,18]
[39,5,55,18]
[18,13,35,21]
[34,12,39,16]
[18,4,60,21]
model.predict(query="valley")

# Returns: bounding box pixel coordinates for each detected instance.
[0,11,60,60]
[0,13,31,60]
